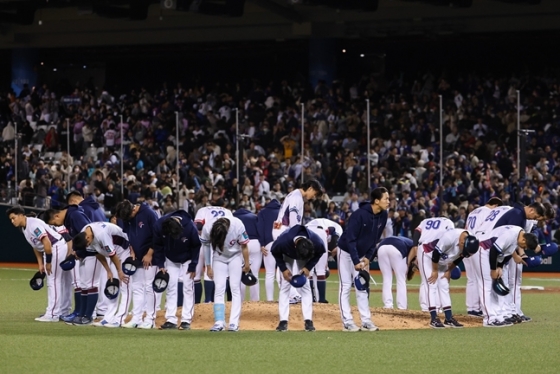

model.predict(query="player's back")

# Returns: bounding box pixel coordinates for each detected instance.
[417,217,455,245]
[475,206,512,235]
[194,206,233,228]
[465,206,491,235]
[306,218,343,237]
[276,189,303,227]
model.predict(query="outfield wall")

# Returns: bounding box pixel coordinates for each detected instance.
[1,204,558,272]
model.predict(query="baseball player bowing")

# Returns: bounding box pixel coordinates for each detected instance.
[8,206,68,322]
[305,218,343,304]
[116,200,159,329]
[375,236,414,310]
[202,217,250,332]
[272,225,326,332]
[153,209,201,330]
[257,199,281,301]
[418,227,479,329]
[474,225,538,327]
[73,222,131,327]
[337,187,389,332]
[233,207,262,301]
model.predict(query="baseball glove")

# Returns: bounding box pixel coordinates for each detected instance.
[407,257,418,281]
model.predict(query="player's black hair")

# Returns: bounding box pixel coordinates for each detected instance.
[301,179,323,199]
[42,209,63,224]
[66,190,83,205]
[162,217,183,239]
[73,232,88,250]
[26,212,37,218]
[524,233,538,251]
[371,187,388,204]
[486,197,503,207]
[210,218,230,255]
[295,237,314,260]
[115,200,134,221]
[6,205,25,217]
[529,202,545,218]
[543,202,556,220]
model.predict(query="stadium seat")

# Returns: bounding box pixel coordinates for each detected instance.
[33,144,43,152]
[44,152,55,160]
[54,152,63,161]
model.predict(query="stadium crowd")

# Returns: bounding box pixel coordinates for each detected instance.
[1,70,560,240]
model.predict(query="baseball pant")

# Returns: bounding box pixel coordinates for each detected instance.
[59,255,74,316]
[418,251,451,313]
[156,289,162,311]
[337,250,372,326]
[164,259,195,325]
[262,242,279,301]
[463,255,481,312]
[473,247,502,325]
[213,255,243,327]
[43,242,68,319]
[96,257,109,316]
[78,255,102,319]
[273,227,301,301]
[129,266,158,326]
[307,226,328,303]
[278,255,313,322]
[504,261,523,316]
[104,249,132,325]
[240,239,262,301]
[377,244,408,310]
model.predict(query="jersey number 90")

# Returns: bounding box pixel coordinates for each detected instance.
[425,220,441,230]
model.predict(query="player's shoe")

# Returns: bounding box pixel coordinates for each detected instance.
[304,320,315,332]
[60,312,79,323]
[138,322,154,330]
[121,321,138,329]
[520,315,532,323]
[276,320,288,332]
[178,322,191,331]
[443,318,464,328]
[93,320,110,327]
[228,324,239,332]
[159,321,177,330]
[104,322,120,328]
[429,318,445,329]
[210,323,224,332]
[35,315,59,322]
[361,322,380,331]
[467,310,483,318]
[510,315,523,324]
[289,296,302,304]
[318,300,329,304]
[342,323,360,332]
[73,317,93,326]
[484,320,509,328]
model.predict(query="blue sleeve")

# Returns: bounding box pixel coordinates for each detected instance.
[187,224,201,273]
[72,213,91,235]
[257,214,266,247]
[271,238,287,272]
[345,211,364,265]
[152,223,165,269]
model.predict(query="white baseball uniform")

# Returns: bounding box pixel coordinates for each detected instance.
[376,236,413,310]
[22,218,67,320]
[201,217,249,329]
[84,222,131,325]
[52,225,74,316]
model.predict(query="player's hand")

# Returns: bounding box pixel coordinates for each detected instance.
[242,263,251,273]
[39,263,45,273]
[354,263,364,271]
[534,245,542,254]
[206,266,213,280]
[130,248,136,260]
[107,271,114,281]
[45,263,52,276]
[441,270,451,282]
[330,247,338,257]
[142,253,153,269]
[118,270,129,284]
[187,271,196,279]
[273,222,282,230]
[261,246,268,256]
[159,268,166,274]
[361,257,370,269]
[491,268,502,280]
[428,270,438,284]
[301,268,310,277]
[282,269,292,281]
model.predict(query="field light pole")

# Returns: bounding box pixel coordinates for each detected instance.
[175,111,180,201]
[234,108,240,202]
[366,99,371,192]
[439,95,444,217]
[300,103,304,185]
[119,115,124,196]
[66,118,70,190]
[516,90,521,177]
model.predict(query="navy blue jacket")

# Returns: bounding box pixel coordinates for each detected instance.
[152,210,201,272]
[64,205,91,238]
[376,236,414,259]
[271,225,325,272]
[494,203,526,230]
[233,208,259,240]
[257,199,281,247]
[338,202,388,265]
[121,203,158,259]
[80,196,107,222]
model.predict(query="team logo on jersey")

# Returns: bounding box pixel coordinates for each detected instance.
[33,228,42,237]
[241,232,249,241]
[229,239,237,247]
[104,246,111,253]
[139,222,144,228]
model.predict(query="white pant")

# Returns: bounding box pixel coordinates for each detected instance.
[509,262,523,316]
[164,259,195,325]
[472,248,502,325]
[278,255,313,321]
[213,255,243,326]
[418,251,451,312]
[337,250,372,326]
[240,239,262,301]
[96,258,110,315]
[463,255,481,312]
[79,255,101,290]
[262,242,279,301]
[129,266,158,325]
[194,246,212,282]
[377,244,408,310]
[104,249,132,325]
[43,242,69,319]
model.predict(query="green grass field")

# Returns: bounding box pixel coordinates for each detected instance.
[1,267,559,374]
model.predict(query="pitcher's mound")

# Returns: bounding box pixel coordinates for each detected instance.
[153,302,481,331]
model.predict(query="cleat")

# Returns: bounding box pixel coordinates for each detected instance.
[61,313,79,323]
[159,321,177,330]
[228,324,239,332]
[304,320,315,332]
[318,300,329,304]
[467,310,484,318]
[520,315,532,323]
[276,320,288,332]
[35,315,59,322]
[73,317,93,326]
[121,321,138,329]
[178,322,191,331]
[289,296,301,304]
[343,323,360,332]
[104,322,120,328]
[93,320,110,327]
[443,318,464,328]
[430,318,445,329]
[137,322,154,330]
[361,322,380,331]
[484,321,509,328]
[210,323,224,332]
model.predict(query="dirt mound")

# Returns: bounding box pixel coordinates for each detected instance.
[152,302,482,331]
